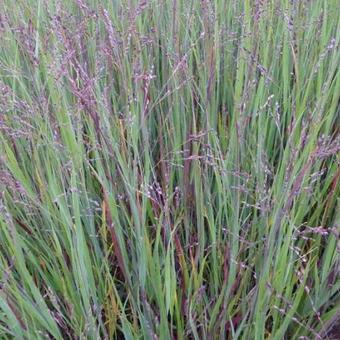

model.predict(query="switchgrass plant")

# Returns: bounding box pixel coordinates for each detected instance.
[0,0,339,338]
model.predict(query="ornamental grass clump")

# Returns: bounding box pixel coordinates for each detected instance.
[0,0,339,338]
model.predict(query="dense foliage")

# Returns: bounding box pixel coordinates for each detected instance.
[0,0,339,338]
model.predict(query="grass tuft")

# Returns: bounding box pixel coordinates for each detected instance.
[0,0,339,338]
